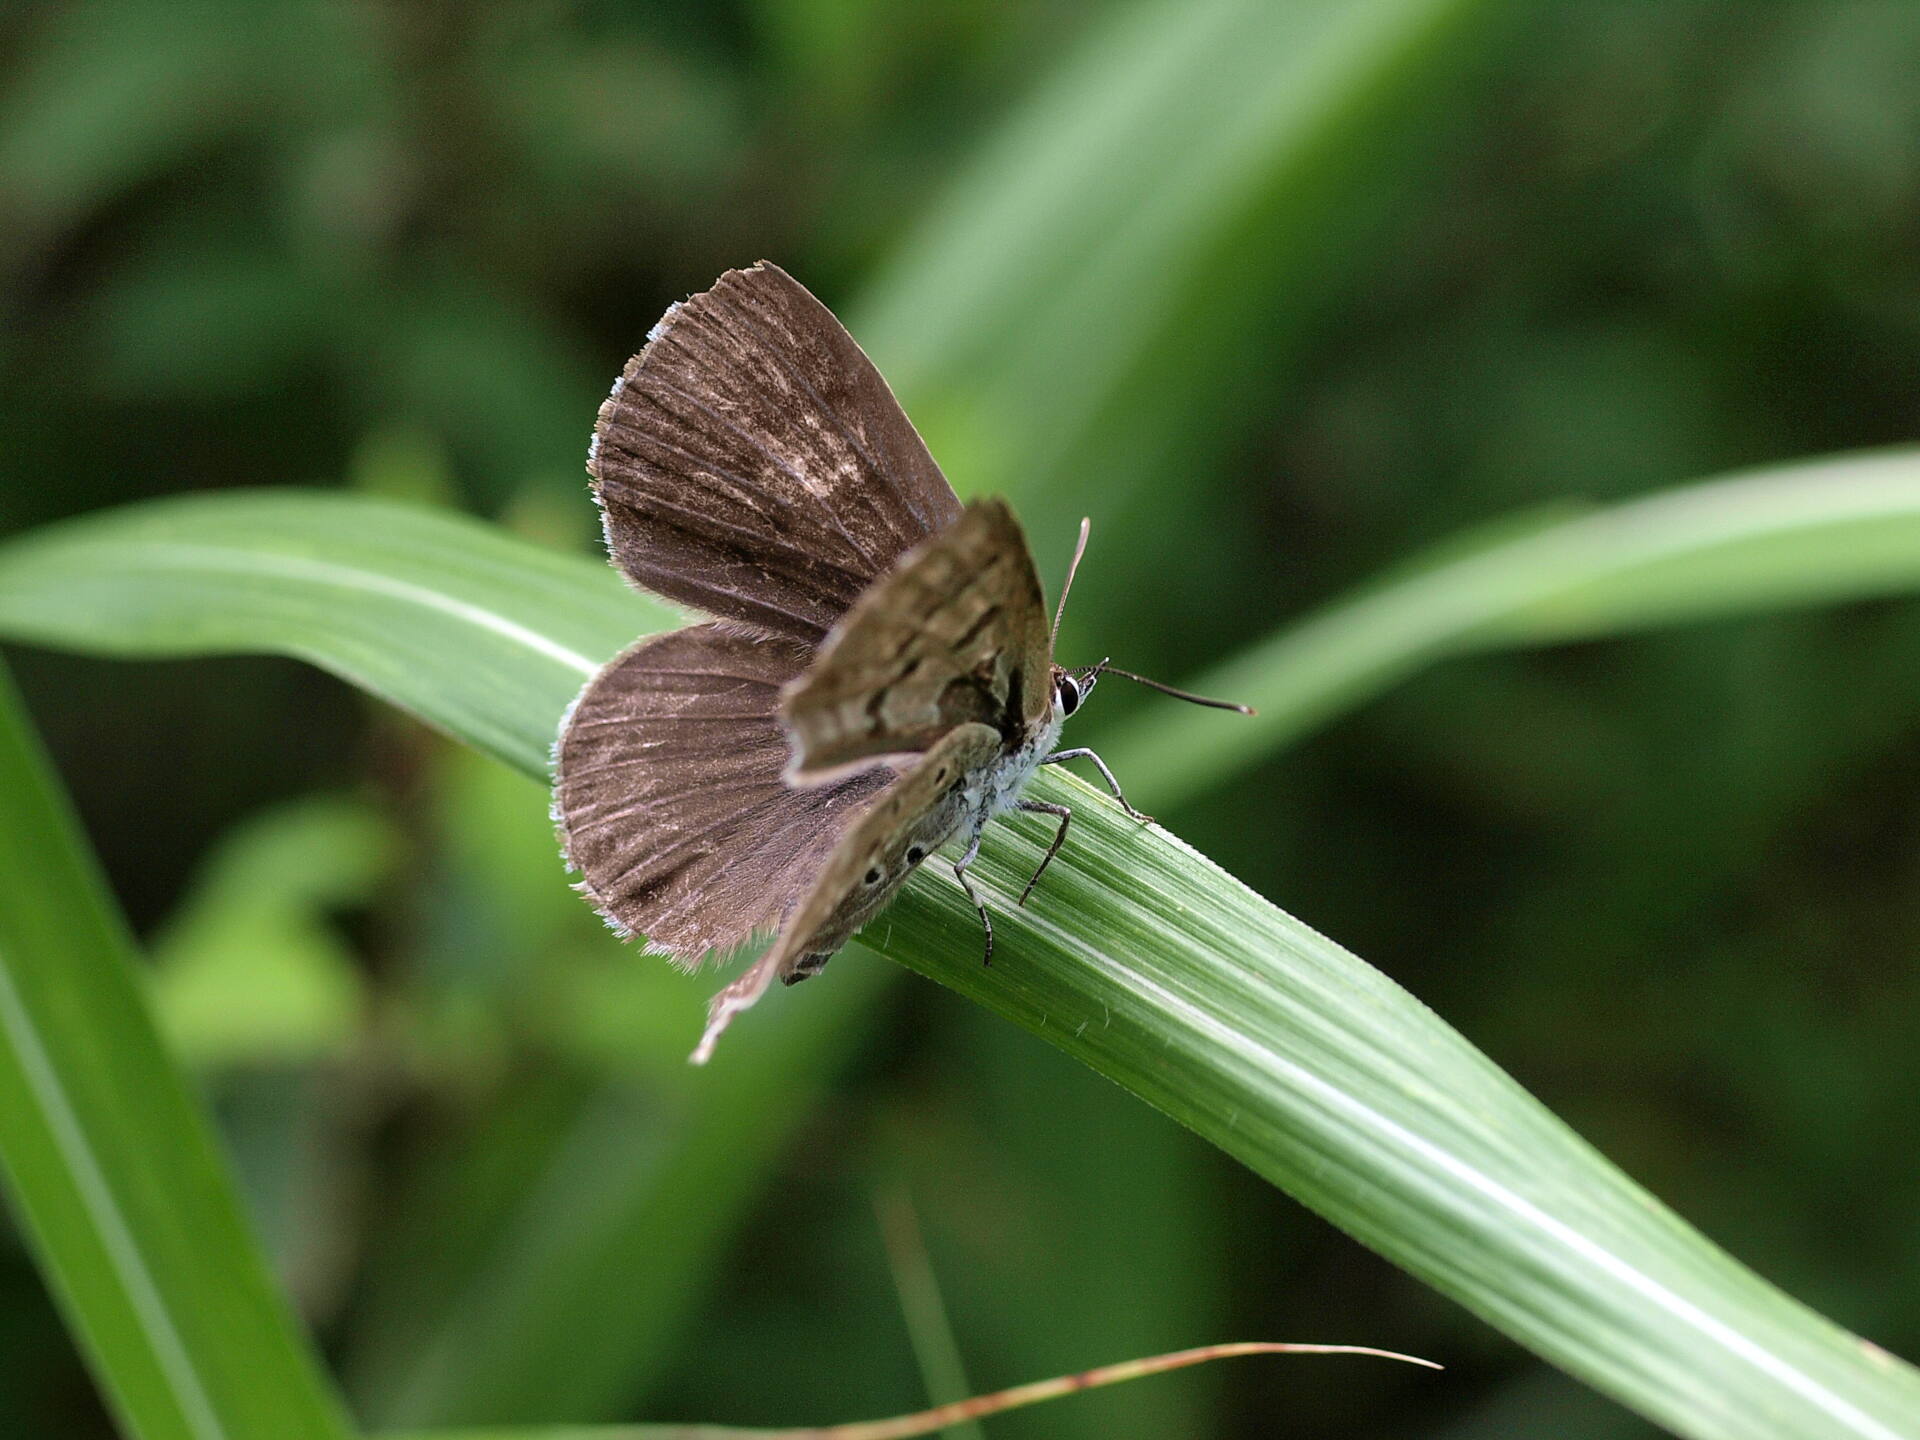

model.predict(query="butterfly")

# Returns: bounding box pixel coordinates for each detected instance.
[553,263,1246,1062]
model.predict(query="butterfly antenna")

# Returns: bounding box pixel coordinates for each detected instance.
[1051,517,1093,647]
[1090,662,1256,715]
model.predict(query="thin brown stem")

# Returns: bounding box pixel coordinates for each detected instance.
[421,1340,1441,1440]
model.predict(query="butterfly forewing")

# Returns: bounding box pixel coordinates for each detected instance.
[589,263,964,644]
[556,623,894,961]
[779,498,1054,783]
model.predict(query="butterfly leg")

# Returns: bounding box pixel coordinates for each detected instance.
[951,830,995,965]
[1016,799,1071,907]
[1039,748,1152,824]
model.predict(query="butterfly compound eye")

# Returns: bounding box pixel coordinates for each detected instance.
[1055,674,1082,717]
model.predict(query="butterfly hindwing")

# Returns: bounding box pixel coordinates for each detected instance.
[778,498,1054,783]
[555,623,894,962]
[589,263,964,644]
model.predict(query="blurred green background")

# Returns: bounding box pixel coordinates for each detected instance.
[3,2,1919,1437]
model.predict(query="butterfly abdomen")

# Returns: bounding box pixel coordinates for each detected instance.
[784,951,833,985]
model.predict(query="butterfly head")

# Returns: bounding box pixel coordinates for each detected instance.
[1052,664,1098,719]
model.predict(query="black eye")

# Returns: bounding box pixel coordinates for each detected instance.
[1056,675,1081,717]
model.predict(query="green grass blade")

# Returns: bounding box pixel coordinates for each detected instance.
[0,490,668,776]
[1100,445,1920,809]
[4,485,1919,1437]
[881,768,1920,1440]
[872,1183,982,1440]
[858,0,1509,501]
[0,659,353,1440]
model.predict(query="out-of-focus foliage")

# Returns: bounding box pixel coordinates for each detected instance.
[2,3,1919,1438]
[0,661,356,1440]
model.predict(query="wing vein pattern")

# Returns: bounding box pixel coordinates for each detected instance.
[589,262,962,645]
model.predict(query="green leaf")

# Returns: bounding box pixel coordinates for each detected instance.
[1101,445,1920,809]
[0,490,667,775]
[0,660,353,1440]
[5,473,1919,1440]
[858,0,1511,503]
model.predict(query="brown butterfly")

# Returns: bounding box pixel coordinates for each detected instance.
[554,263,1247,1062]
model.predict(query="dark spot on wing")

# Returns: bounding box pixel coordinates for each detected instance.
[620,851,704,908]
